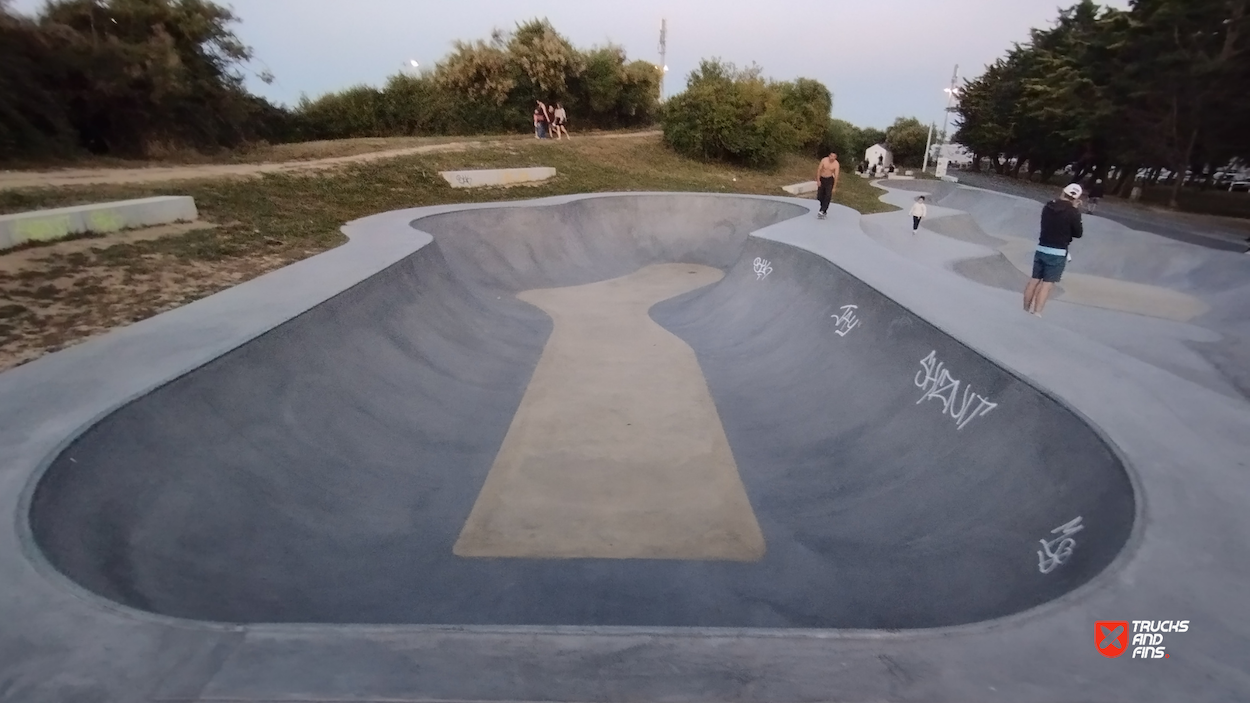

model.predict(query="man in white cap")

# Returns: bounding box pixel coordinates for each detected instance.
[1023,183,1084,316]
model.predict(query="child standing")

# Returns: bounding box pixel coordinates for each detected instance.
[910,195,927,233]
[534,102,549,139]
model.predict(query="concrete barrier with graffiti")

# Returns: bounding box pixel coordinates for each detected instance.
[0,196,198,251]
[439,167,556,189]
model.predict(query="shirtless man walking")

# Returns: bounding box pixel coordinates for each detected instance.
[815,151,841,219]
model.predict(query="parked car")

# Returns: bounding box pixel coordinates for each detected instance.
[1230,181,1250,193]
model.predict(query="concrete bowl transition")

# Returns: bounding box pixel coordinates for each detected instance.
[28,195,1132,628]
[2,192,1247,703]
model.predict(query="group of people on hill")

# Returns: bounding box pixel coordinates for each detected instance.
[533,101,569,140]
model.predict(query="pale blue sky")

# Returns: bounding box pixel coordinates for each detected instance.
[12,0,1130,129]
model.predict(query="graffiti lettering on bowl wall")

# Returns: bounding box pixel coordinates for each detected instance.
[753,257,773,280]
[1037,516,1084,574]
[831,304,860,337]
[914,350,998,430]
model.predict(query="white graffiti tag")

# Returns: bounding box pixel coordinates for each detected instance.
[831,304,861,337]
[753,257,773,280]
[914,351,998,430]
[1037,517,1085,574]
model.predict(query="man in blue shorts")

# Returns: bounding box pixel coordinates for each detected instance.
[1023,183,1084,317]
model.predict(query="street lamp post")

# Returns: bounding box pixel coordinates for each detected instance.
[922,121,935,173]
[922,65,959,174]
[937,64,960,168]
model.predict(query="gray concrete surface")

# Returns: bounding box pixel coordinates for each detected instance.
[0,195,197,250]
[876,179,1250,401]
[25,196,1131,628]
[0,191,1248,702]
[954,170,1250,253]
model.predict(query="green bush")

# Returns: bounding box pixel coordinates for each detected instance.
[296,85,385,140]
[292,20,659,141]
[819,120,888,166]
[820,119,857,160]
[661,60,809,169]
[2,0,289,160]
[885,116,928,166]
[779,78,833,153]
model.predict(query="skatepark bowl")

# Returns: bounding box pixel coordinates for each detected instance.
[27,194,1135,629]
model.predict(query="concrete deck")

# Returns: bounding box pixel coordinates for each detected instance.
[0,190,1247,702]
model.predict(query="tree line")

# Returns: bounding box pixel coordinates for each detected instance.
[1,0,290,160]
[954,0,1250,206]
[296,20,658,140]
[4,0,931,172]
[0,1,658,161]
[660,59,932,171]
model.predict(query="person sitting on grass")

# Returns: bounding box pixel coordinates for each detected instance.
[1023,183,1084,317]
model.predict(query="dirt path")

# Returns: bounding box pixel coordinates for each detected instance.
[0,130,661,190]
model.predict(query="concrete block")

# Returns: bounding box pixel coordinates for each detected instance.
[782,181,819,195]
[886,174,916,181]
[440,167,556,189]
[941,175,961,183]
[0,196,197,251]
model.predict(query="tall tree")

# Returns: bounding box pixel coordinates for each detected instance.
[1119,0,1248,205]
[885,116,929,166]
[0,1,75,158]
[31,0,270,155]
[954,0,1250,206]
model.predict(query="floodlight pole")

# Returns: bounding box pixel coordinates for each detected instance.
[939,64,959,159]
[922,122,935,173]
[658,19,668,102]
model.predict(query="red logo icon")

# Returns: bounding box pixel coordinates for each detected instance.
[1096,621,1129,658]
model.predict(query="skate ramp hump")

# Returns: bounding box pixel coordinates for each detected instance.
[871,182,1250,400]
[27,193,1134,629]
[871,185,1214,322]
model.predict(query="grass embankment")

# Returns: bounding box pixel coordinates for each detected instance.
[1,129,660,170]
[0,133,892,370]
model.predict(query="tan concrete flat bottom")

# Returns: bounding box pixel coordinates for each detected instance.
[454,263,765,561]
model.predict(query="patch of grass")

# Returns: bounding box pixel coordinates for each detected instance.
[0,133,893,371]
[0,129,659,170]
[0,230,109,254]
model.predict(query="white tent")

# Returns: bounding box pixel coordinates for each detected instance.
[865,144,893,171]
